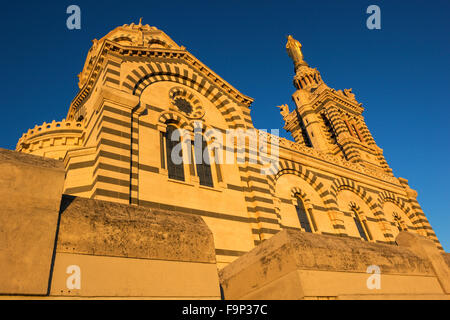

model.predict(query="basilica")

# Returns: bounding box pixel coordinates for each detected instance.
[2,21,448,299]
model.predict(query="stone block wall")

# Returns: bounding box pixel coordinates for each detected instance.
[219,229,450,300]
[0,148,220,299]
[0,148,65,295]
[1,148,448,300]
[50,196,220,299]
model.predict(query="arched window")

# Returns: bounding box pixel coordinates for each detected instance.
[393,212,405,232]
[343,118,354,137]
[165,124,185,181]
[112,37,133,46]
[350,207,372,241]
[297,114,313,147]
[295,196,312,232]
[194,133,213,187]
[351,123,364,143]
[343,117,362,142]
[320,113,337,145]
[148,39,169,48]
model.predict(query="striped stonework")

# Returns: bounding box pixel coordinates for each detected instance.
[158,111,194,132]
[130,108,141,205]
[91,103,135,204]
[378,191,442,249]
[330,177,393,242]
[267,160,329,203]
[324,105,351,140]
[235,136,281,245]
[120,60,250,130]
[16,23,445,270]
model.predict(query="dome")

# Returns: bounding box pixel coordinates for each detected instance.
[77,19,182,88]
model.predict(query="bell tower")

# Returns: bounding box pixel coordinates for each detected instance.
[279,35,393,175]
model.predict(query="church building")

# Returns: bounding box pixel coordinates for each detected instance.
[5,22,448,299]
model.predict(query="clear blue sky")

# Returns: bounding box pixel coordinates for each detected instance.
[1,1,448,250]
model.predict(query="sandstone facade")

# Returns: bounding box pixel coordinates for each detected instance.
[2,21,446,299]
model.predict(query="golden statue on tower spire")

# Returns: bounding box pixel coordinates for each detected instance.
[286,35,307,69]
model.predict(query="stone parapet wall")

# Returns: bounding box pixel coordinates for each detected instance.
[221,230,434,278]
[0,148,65,295]
[49,196,220,298]
[15,120,84,159]
[0,149,220,299]
[220,229,450,300]
[0,147,64,169]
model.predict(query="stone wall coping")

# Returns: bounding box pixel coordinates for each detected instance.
[0,148,64,170]
[220,229,435,283]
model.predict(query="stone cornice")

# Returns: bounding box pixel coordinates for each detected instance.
[67,40,254,120]
[313,89,364,115]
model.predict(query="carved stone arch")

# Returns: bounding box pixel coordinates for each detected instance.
[112,34,137,43]
[266,160,331,209]
[158,111,194,132]
[330,177,379,213]
[349,201,360,211]
[378,191,411,215]
[377,191,421,232]
[168,86,205,119]
[121,61,247,129]
[348,201,371,222]
[290,187,311,204]
[331,178,392,242]
[147,38,171,49]
[290,186,316,232]
[347,201,376,241]
[330,178,400,243]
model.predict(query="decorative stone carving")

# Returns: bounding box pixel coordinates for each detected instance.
[277,104,290,119]
[258,130,398,183]
[168,87,205,119]
[335,88,358,104]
